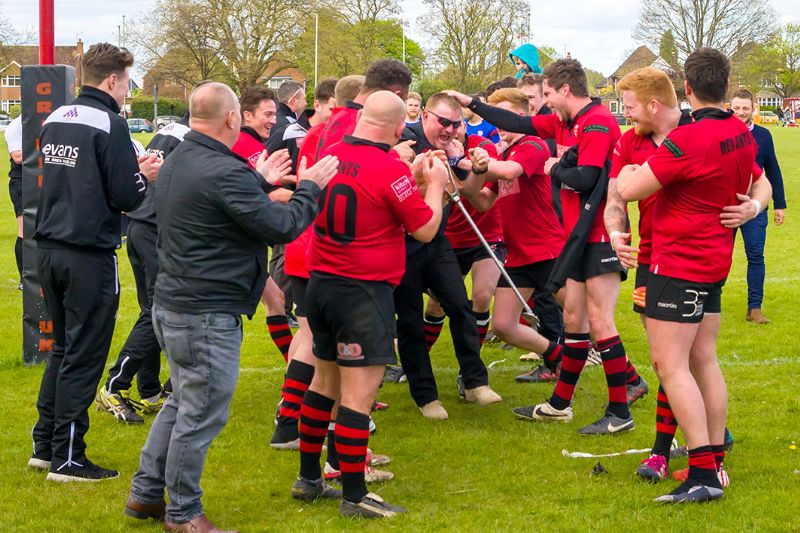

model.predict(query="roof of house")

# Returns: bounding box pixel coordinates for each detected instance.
[0,44,82,74]
[610,46,658,80]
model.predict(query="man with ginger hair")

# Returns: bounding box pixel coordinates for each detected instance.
[125,81,339,531]
[291,91,447,518]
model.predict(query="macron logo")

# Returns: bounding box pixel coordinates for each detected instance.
[62,106,79,118]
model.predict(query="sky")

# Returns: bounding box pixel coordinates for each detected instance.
[3,0,800,81]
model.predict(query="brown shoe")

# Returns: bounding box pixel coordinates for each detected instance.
[124,499,165,521]
[163,514,238,533]
[746,308,770,324]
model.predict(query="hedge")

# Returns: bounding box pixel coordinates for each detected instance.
[130,97,189,120]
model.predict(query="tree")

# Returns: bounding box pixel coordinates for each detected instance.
[584,68,606,95]
[659,29,679,68]
[634,0,773,61]
[423,0,528,93]
[0,1,34,65]
[740,22,800,99]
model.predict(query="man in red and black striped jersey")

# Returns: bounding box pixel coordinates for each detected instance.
[290,91,448,518]
[603,67,691,483]
[458,88,566,379]
[616,48,771,503]
[448,59,647,434]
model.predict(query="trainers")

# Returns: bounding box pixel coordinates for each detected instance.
[672,465,730,488]
[134,390,169,415]
[577,412,634,435]
[270,420,300,450]
[46,459,119,483]
[27,451,51,471]
[95,387,144,424]
[515,363,559,383]
[291,475,342,501]
[586,346,602,366]
[512,402,573,422]
[367,449,391,466]
[324,462,395,483]
[626,377,649,405]
[419,400,448,420]
[371,401,389,412]
[464,385,502,405]
[636,454,669,482]
[340,492,407,518]
[653,479,723,503]
[383,365,406,383]
[456,374,465,399]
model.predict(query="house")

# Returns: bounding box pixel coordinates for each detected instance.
[595,45,681,115]
[0,40,84,113]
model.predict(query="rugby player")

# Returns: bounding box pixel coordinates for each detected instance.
[291,91,447,518]
[615,48,771,503]
[448,58,647,433]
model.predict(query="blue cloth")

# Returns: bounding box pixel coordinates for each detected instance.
[751,124,786,209]
[740,209,768,309]
[510,44,542,77]
[465,119,500,143]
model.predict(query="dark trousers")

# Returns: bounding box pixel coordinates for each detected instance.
[533,291,564,343]
[269,243,293,314]
[740,209,768,310]
[33,247,119,466]
[105,220,163,398]
[394,237,488,406]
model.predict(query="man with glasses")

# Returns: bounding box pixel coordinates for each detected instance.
[396,93,501,420]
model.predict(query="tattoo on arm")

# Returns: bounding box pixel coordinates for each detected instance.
[604,180,629,234]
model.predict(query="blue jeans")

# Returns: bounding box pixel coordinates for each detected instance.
[740,209,768,310]
[129,302,242,524]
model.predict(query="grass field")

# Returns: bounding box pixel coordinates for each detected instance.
[0,129,798,532]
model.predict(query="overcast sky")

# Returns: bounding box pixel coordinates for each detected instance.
[4,0,800,80]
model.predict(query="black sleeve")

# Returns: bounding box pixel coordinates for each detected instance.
[266,124,288,155]
[101,117,147,212]
[468,99,538,135]
[217,167,321,245]
[762,132,786,209]
[551,164,601,192]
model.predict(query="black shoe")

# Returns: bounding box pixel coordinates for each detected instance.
[46,459,119,482]
[27,450,51,471]
[515,363,559,383]
[653,478,723,503]
[383,365,406,383]
[577,411,634,435]
[291,476,342,501]
[270,419,300,450]
[340,492,407,518]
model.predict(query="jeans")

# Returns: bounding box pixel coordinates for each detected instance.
[740,209,768,310]
[129,302,242,524]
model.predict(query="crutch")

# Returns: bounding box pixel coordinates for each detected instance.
[444,168,539,328]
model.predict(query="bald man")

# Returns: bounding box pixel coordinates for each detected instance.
[292,91,447,518]
[126,82,339,532]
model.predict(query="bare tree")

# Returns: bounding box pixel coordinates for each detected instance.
[0,1,35,65]
[634,0,774,60]
[423,0,527,92]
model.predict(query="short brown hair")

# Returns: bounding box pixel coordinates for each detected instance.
[617,67,677,108]
[684,47,730,103]
[731,88,754,103]
[240,86,276,116]
[363,59,412,92]
[487,88,529,113]
[486,76,517,96]
[334,75,365,106]
[425,92,461,113]
[542,58,588,97]
[314,78,337,102]
[407,91,422,103]
[517,73,543,90]
[82,43,134,85]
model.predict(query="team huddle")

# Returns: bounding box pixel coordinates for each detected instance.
[19,41,774,531]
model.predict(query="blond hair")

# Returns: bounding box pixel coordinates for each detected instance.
[487,88,529,113]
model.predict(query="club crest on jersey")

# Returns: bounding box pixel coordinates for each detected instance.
[391,175,416,202]
[247,152,261,167]
[337,342,364,360]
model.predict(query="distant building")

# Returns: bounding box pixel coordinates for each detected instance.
[0,39,84,113]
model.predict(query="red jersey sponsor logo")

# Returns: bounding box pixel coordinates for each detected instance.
[391,175,416,202]
[247,151,261,168]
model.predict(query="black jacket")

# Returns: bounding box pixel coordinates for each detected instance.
[154,130,321,316]
[35,86,147,250]
[266,108,312,173]
[127,115,190,227]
